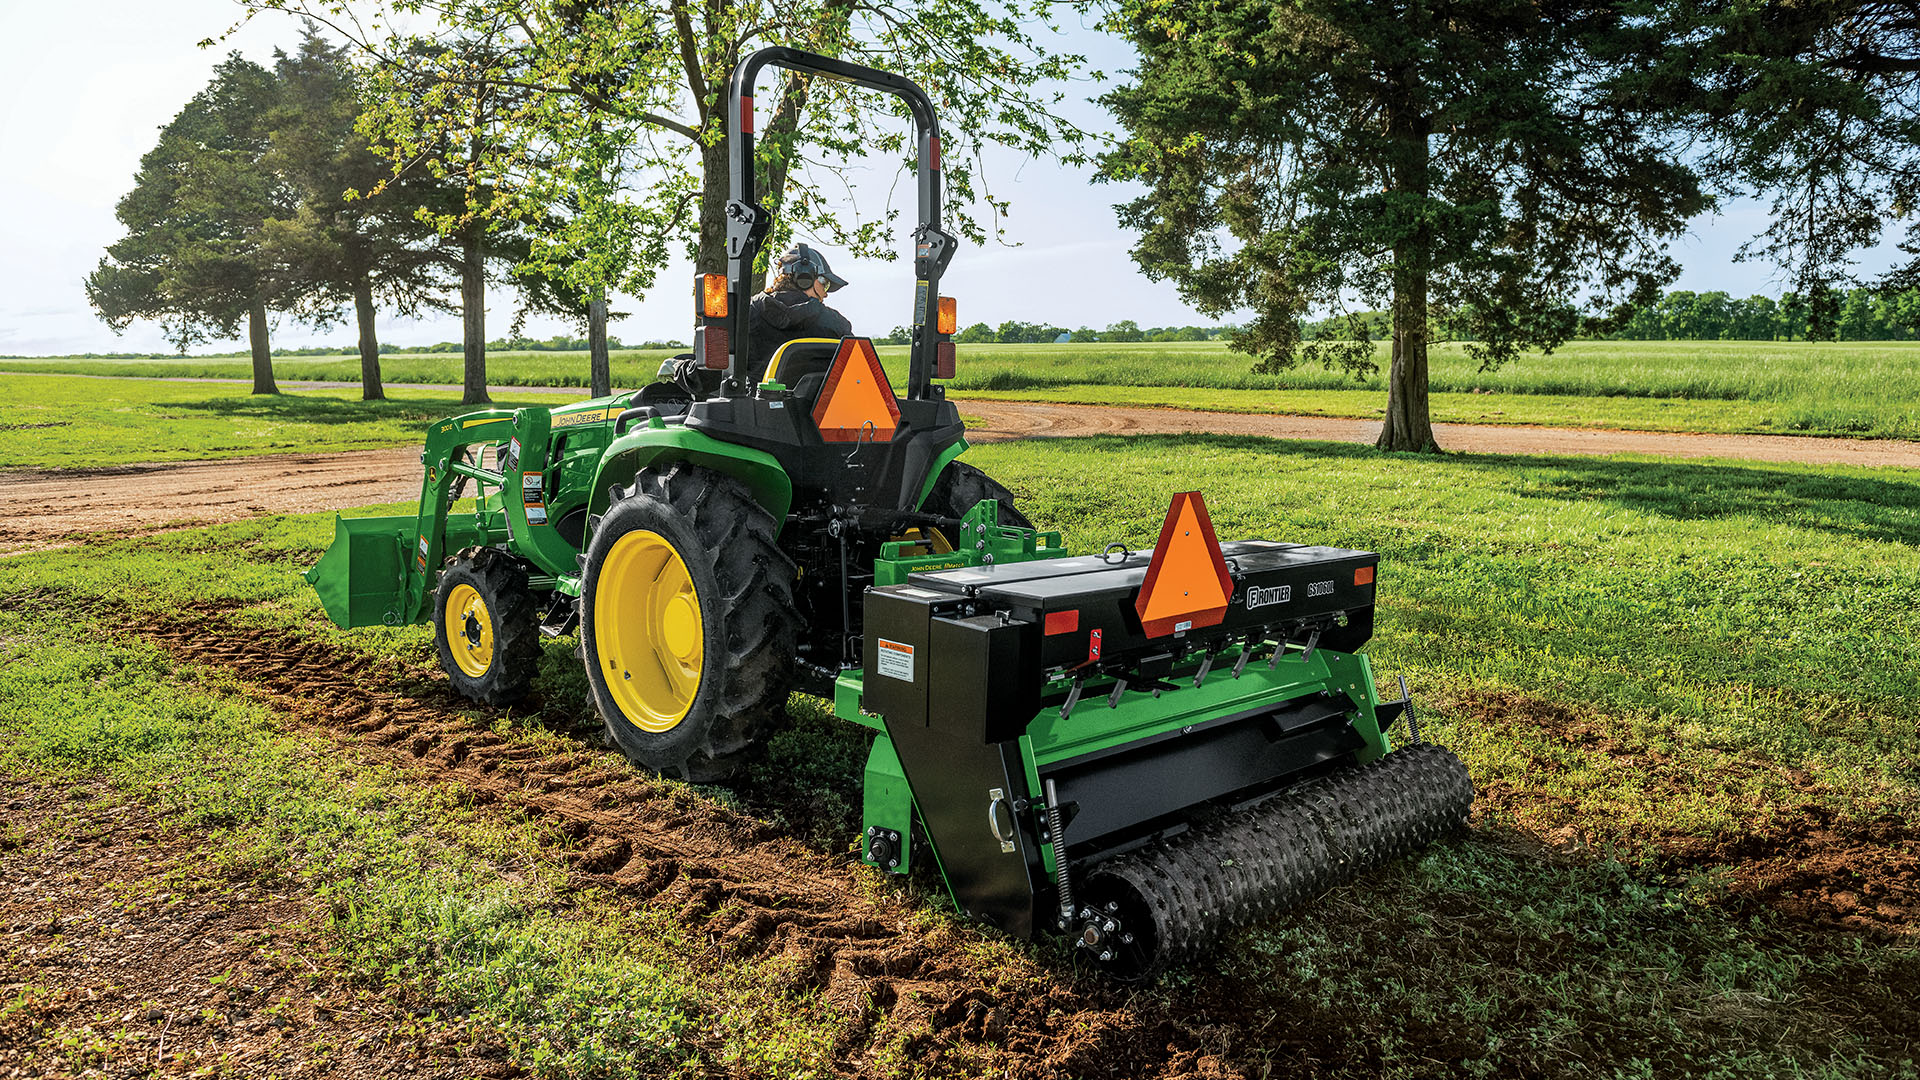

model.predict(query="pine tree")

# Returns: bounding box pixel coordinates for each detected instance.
[1101,0,1709,450]
[88,54,293,393]
[261,28,455,401]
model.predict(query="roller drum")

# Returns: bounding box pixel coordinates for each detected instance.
[1076,743,1473,976]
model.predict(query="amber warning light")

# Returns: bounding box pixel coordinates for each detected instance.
[701,274,728,318]
[938,296,957,335]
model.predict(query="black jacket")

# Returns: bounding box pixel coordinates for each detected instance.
[747,289,853,378]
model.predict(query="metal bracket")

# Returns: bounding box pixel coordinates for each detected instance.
[914,222,956,279]
[725,198,770,259]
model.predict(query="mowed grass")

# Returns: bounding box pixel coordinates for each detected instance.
[0,374,583,471]
[1,434,1916,1075]
[9,339,1920,437]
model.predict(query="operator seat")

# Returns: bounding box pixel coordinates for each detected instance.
[762,337,843,411]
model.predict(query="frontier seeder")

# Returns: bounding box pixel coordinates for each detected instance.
[306,47,1472,975]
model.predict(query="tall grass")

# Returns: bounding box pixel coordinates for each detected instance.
[9,339,1920,437]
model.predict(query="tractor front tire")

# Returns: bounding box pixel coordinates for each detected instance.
[580,464,799,782]
[433,547,542,707]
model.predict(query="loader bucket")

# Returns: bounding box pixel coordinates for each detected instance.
[304,515,416,629]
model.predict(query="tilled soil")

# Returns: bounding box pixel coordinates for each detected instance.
[1462,689,1920,935]
[7,399,1920,555]
[0,780,513,1080]
[136,612,1240,1080]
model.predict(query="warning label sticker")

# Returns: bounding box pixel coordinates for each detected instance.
[521,472,548,525]
[877,638,915,682]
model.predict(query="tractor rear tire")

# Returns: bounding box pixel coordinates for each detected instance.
[580,464,800,782]
[433,547,542,707]
[923,460,1033,530]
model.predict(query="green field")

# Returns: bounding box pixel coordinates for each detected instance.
[9,338,1920,439]
[0,374,582,471]
[3,436,1915,1076]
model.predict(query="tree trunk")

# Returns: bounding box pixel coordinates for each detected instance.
[248,298,277,395]
[461,230,490,406]
[1375,92,1438,453]
[589,291,611,398]
[354,276,384,401]
[697,134,730,275]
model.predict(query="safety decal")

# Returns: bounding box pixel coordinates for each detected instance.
[416,534,430,569]
[522,472,548,525]
[877,638,915,682]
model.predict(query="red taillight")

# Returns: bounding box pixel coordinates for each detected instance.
[1355,566,1375,586]
[702,326,730,369]
[935,340,955,380]
[739,95,753,134]
[1044,609,1079,636]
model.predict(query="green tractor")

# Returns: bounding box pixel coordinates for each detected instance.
[306,47,1471,975]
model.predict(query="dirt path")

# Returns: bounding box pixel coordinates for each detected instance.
[0,448,422,556]
[6,399,1919,556]
[962,400,1920,467]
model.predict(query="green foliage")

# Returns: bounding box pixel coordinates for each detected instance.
[1100,0,1709,448]
[259,28,458,384]
[1610,287,1920,341]
[86,54,290,362]
[248,0,1093,299]
[1660,2,1920,300]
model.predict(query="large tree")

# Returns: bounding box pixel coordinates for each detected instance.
[1100,0,1709,451]
[262,28,458,400]
[1658,1,1920,327]
[239,0,1091,373]
[350,31,588,406]
[88,53,294,394]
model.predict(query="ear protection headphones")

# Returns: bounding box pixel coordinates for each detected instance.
[791,267,818,291]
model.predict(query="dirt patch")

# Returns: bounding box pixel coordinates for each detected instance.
[0,448,420,557]
[1458,688,1920,936]
[138,612,1235,1080]
[0,778,514,1079]
[9,400,1920,556]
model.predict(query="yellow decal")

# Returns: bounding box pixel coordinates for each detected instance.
[462,417,509,429]
[552,408,616,428]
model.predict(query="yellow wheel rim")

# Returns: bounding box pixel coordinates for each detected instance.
[595,530,704,732]
[446,583,494,678]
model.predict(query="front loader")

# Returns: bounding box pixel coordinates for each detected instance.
[305,47,1472,976]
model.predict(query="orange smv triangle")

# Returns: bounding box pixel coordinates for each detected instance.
[812,337,902,443]
[1134,491,1236,638]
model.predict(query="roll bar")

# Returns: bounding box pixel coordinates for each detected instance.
[721,47,954,400]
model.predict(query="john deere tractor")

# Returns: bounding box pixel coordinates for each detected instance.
[306,47,1471,975]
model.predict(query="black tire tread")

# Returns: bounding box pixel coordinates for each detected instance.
[587,464,800,781]
[923,460,1033,530]
[433,546,542,707]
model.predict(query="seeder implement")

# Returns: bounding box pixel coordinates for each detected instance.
[304,45,1471,977]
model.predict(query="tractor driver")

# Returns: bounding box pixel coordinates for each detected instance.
[747,243,853,379]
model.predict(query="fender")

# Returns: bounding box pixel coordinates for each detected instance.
[587,422,794,526]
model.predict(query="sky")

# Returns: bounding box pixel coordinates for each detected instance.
[0,1,1903,357]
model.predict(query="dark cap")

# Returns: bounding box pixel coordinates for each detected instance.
[774,243,848,292]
